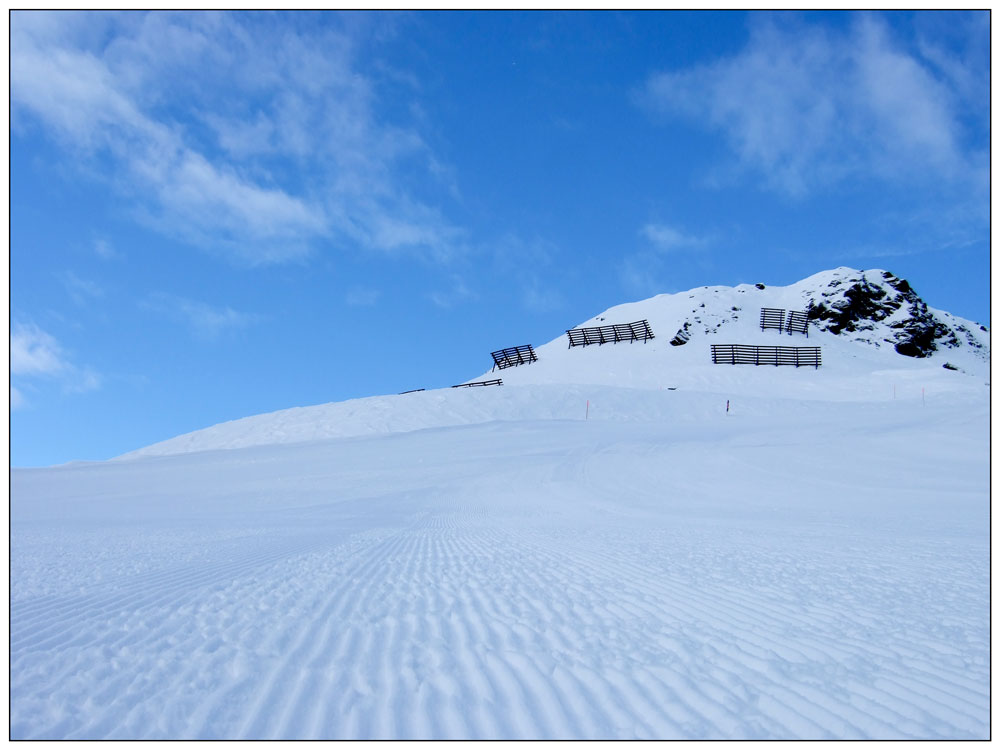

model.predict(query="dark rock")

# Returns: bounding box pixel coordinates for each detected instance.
[803,272,979,360]
[807,280,893,334]
[670,322,691,346]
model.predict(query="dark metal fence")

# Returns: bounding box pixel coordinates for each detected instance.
[566,319,654,348]
[452,379,503,388]
[491,345,538,371]
[711,344,821,368]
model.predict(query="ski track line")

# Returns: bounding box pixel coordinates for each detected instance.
[592,533,989,716]
[11,535,342,739]
[556,532,984,736]
[234,526,416,739]
[11,494,989,740]
[178,533,394,739]
[458,519,790,738]
[12,528,399,740]
[497,535,791,738]
[456,530,637,738]
[486,522,987,738]
[445,533,587,739]
[442,524,742,738]
[10,531,335,652]
[519,522,987,689]
[11,536,339,698]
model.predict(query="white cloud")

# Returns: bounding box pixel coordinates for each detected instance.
[345,287,380,307]
[640,223,707,253]
[640,13,985,197]
[428,276,477,309]
[11,323,66,375]
[10,323,102,403]
[94,238,120,260]
[521,282,564,313]
[618,251,670,299]
[488,234,564,313]
[62,271,105,305]
[145,293,261,340]
[10,11,462,265]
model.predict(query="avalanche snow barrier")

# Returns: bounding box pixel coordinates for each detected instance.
[565,319,655,348]
[760,308,787,333]
[786,310,809,336]
[760,307,810,336]
[452,379,503,388]
[711,344,822,368]
[491,345,538,371]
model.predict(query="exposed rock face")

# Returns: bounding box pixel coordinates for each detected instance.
[804,270,980,359]
[670,322,692,346]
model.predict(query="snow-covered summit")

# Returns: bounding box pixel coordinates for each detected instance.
[479,266,988,389]
[122,267,988,459]
[563,266,988,366]
[794,267,989,360]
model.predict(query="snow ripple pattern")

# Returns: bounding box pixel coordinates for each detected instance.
[11,400,989,740]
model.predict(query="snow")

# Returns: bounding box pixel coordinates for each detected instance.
[10,269,990,739]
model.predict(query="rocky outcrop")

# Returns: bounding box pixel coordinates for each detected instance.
[670,322,692,346]
[804,270,976,359]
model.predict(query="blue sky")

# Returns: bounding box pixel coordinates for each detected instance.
[10,10,990,466]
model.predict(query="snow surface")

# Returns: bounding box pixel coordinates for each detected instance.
[10,269,990,739]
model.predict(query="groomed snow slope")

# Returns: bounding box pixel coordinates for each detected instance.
[11,269,990,739]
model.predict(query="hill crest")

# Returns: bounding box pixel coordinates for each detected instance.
[122,267,989,459]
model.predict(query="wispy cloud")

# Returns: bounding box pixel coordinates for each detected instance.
[489,234,565,313]
[638,13,986,199]
[428,275,477,309]
[62,271,105,306]
[618,252,671,299]
[10,11,462,265]
[94,238,120,260]
[640,223,708,254]
[10,322,101,407]
[616,222,711,298]
[145,293,261,340]
[11,323,66,376]
[345,286,381,307]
